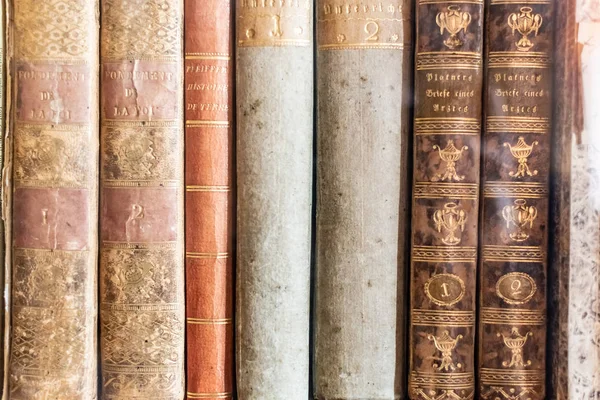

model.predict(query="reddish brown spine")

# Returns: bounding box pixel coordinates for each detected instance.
[184,1,234,399]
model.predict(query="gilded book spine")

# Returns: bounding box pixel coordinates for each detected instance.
[184,0,234,399]
[408,1,483,399]
[235,0,313,398]
[7,0,99,397]
[99,0,185,398]
[478,1,554,399]
[314,1,412,399]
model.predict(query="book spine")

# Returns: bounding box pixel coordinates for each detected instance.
[313,1,412,399]
[184,0,234,399]
[235,0,313,398]
[0,0,5,390]
[7,0,99,397]
[478,1,554,399]
[99,0,185,398]
[548,0,576,396]
[408,1,484,399]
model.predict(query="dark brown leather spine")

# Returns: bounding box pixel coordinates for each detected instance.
[99,0,185,398]
[7,0,99,397]
[184,0,234,399]
[478,1,554,399]
[409,1,484,399]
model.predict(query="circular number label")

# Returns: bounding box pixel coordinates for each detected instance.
[425,273,465,307]
[496,272,537,305]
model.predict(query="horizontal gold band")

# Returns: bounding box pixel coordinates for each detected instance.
[238,39,310,48]
[186,185,231,192]
[187,392,233,399]
[186,252,229,259]
[186,120,230,126]
[186,55,230,61]
[319,43,405,51]
[187,318,232,325]
[491,0,550,3]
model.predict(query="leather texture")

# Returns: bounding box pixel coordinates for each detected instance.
[184,0,234,399]
[313,1,412,398]
[478,1,554,399]
[408,1,484,399]
[7,0,99,397]
[99,0,185,398]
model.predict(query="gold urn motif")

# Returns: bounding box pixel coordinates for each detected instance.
[436,6,472,49]
[433,202,467,246]
[508,7,543,52]
[502,199,538,242]
[428,330,463,372]
[498,327,533,368]
[504,136,539,178]
[432,140,468,182]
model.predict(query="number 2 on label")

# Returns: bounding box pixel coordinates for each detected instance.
[510,279,522,296]
[364,21,379,41]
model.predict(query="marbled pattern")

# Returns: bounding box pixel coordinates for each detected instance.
[569,11,600,399]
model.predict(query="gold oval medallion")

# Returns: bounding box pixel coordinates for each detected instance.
[496,272,537,305]
[425,273,465,307]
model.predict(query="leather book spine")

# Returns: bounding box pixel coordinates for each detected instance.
[548,0,576,396]
[235,1,313,398]
[314,1,412,398]
[99,0,185,398]
[6,0,99,397]
[478,1,554,399]
[184,0,234,399]
[408,1,484,399]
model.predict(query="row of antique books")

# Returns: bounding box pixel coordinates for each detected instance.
[0,0,594,399]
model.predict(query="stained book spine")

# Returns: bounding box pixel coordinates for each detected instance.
[6,0,99,397]
[235,0,313,398]
[184,0,234,399]
[478,1,554,399]
[408,1,484,399]
[313,1,412,399]
[99,0,185,398]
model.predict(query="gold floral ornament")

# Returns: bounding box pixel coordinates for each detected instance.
[427,330,463,372]
[502,199,538,242]
[436,6,472,49]
[498,327,533,368]
[432,140,468,182]
[433,202,467,246]
[504,136,538,178]
[508,7,543,52]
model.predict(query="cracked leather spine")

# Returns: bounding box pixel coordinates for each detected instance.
[408,1,484,399]
[235,0,313,398]
[99,0,185,398]
[313,1,412,399]
[478,1,554,399]
[6,0,99,397]
[184,0,234,399]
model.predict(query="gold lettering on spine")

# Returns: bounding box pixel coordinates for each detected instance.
[237,0,311,47]
[317,1,409,50]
